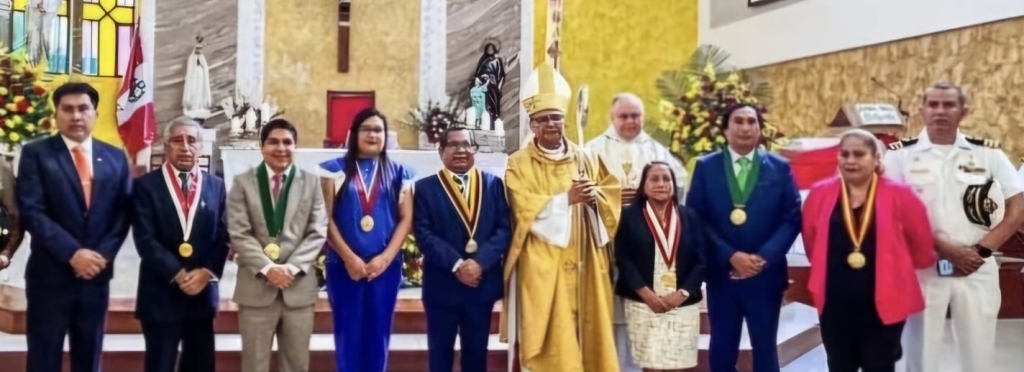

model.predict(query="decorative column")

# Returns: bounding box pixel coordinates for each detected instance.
[419,0,447,107]
[236,0,265,105]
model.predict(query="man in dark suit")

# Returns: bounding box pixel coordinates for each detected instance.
[413,127,511,372]
[16,82,132,372]
[132,119,229,372]
[685,105,802,372]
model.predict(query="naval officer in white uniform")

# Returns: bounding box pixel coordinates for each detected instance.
[883,83,1024,372]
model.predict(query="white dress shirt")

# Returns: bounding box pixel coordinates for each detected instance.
[62,135,93,176]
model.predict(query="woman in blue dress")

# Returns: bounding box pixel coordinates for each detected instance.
[318,108,414,372]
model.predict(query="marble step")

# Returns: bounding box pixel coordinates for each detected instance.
[0,303,823,372]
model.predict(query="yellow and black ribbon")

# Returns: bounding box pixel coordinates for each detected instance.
[438,167,483,237]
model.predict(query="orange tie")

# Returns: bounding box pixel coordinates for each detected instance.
[72,146,91,208]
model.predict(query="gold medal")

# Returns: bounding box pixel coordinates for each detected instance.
[661,272,676,291]
[264,242,281,260]
[360,215,374,232]
[466,239,478,253]
[847,252,866,269]
[841,174,878,270]
[178,243,193,258]
[730,208,747,225]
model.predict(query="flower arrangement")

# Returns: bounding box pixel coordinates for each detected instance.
[655,45,787,166]
[404,99,466,144]
[401,235,423,288]
[0,50,58,151]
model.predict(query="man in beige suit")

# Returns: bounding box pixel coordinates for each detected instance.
[229,119,327,372]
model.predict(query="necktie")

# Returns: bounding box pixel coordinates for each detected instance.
[736,157,752,193]
[272,174,283,204]
[71,146,91,207]
[452,174,466,200]
[178,172,190,198]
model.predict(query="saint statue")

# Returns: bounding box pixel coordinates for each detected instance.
[472,41,505,125]
[469,77,488,129]
[25,0,61,67]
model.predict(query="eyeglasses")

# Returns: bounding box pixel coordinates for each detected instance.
[444,142,479,153]
[359,126,385,133]
[168,136,200,149]
[532,113,565,125]
[616,113,642,120]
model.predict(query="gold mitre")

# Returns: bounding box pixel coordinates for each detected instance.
[521,62,571,116]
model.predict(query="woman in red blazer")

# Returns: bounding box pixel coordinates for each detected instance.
[802,129,936,372]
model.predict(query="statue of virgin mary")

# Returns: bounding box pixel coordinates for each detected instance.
[25,0,61,67]
[472,40,505,124]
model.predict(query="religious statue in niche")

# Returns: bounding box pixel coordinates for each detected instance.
[25,0,61,66]
[472,39,505,127]
[470,77,488,129]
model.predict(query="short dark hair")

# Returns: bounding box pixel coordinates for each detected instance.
[634,161,679,206]
[719,104,764,130]
[260,118,298,146]
[52,82,99,109]
[923,83,967,106]
[438,126,476,148]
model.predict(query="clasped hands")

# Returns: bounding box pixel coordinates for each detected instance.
[936,236,985,276]
[265,266,295,289]
[70,249,107,280]
[343,254,393,282]
[455,259,483,288]
[639,287,688,314]
[173,268,212,296]
[568,179,597,205]
[729,252,766,280]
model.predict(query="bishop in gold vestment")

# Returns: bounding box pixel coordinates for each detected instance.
[502,62,622,372]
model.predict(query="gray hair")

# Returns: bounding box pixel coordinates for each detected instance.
[164,118,204,143]
[610,92,644,110]
[839,128,884,158]
[923,82,967,106]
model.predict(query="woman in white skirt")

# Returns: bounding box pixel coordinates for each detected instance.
[615,161,706,371]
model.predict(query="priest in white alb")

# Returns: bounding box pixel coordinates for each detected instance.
[586,92,687,205]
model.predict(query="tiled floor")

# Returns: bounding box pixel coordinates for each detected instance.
[782,319,1024,372]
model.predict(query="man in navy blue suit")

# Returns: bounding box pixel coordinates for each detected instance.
[685,105,802,372]
[132,119,229,372]
[16,82,132,372]
[413,127,511,372]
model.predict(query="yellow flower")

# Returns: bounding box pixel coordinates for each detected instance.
[684,91,698,100]
[8,132,19,142]
[13,96,24,103]
[715,135,726,144]
[659,120,676,132]
[12,116,21,124]
[695,116,705,124]
[658,100,676,116]
[703,62,716,76]
[3,120,10,128]
[670,140,680,153]
[26,107,33,114]
[727,72,741,83]
[5,104,14,112]
[25,124,35,132]
[680,127,690,140]
[0,87,7,95]
[0,129,5,136]
[0,109,6,116]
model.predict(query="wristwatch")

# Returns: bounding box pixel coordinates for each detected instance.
[973,244,993,259]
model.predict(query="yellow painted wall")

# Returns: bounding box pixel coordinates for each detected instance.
[264,0,420,148]
[533,0,698,141]
[85,76,124,147]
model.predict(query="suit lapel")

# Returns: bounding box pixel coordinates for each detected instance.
[190,174,213,242]
[91,144,109,204]
[52,137,86,208]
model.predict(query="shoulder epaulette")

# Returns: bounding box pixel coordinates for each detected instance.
[965,136,1001,149]
[887,138,918,151]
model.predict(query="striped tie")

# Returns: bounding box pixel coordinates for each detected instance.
[452,175,466,199]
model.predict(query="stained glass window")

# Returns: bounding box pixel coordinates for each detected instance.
[82,0,135,77]
[6,0,136,77]
[9,0,71,74]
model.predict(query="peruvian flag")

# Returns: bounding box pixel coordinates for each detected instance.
[116,20,155,162]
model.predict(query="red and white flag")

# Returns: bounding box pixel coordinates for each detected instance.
[116,20,155,163]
